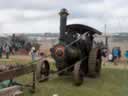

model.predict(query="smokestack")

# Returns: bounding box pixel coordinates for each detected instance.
[59,8,69,41]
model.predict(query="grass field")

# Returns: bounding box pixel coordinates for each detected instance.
[0,55,128,96]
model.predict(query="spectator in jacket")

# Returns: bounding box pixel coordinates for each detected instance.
[112,47,120,65]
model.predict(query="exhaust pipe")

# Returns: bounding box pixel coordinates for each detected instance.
[59,8,69,41]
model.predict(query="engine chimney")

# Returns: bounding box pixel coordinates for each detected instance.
[59,8,69,41]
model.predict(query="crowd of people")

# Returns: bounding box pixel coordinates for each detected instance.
[102,47,128,65]
[0,44,42,61]
[1,43,128,66]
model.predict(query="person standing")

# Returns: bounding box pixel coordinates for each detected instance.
[124,50,128,64]
[108,52,113,63]
[118,47,122,63]
[112,48,119,65]
[0,46,3,58]
[118,48,121,57]
[30,46,36,61]
[5,45,10,59]
[101,48,108,65]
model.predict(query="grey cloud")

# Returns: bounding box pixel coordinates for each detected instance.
[0,0,127,33]
[0,0,104,10]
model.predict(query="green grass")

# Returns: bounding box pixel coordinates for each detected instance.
[17,67,128,96]
[1,56,128,96]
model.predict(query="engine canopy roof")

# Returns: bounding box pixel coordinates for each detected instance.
[66,24,102,35]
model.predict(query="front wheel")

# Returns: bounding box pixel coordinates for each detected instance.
[36,60,50,82]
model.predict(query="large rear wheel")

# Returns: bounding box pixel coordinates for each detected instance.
[88,48,102,78]
[88,48,97,78]
[96,49,102,76]
[73,61,84,86]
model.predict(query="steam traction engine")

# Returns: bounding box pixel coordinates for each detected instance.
[51,8,102,85]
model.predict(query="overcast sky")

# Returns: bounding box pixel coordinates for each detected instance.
[0,0,128,34]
